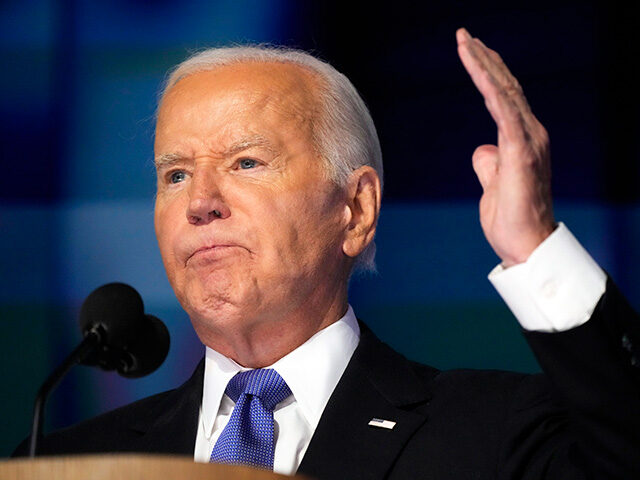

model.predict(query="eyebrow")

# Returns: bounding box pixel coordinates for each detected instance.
[154,134,277,169]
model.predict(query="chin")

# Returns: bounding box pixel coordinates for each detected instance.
[182,282,235,317]
[178,276,259,328]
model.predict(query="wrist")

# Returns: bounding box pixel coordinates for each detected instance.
[499,222,557,268]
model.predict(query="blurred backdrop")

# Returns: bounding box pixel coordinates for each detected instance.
[2,0,639,456]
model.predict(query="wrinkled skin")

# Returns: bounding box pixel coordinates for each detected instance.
[154,62,380,367]
[456,28,555,267]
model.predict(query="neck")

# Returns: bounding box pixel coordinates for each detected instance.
[194,286,350,368]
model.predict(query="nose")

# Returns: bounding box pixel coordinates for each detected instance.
[186,165,230,225]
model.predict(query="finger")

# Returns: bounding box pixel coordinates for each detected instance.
[456,27,471,45]
[459,43,527,146]
[458,31,529,116]
[457,31,537,147]
[472,144,499,189]
[469,37,534,125]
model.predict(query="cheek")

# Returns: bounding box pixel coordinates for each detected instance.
[262,191,345,272]
[154,201,182,275]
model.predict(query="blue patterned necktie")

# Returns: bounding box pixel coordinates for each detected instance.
[209,368,292,470]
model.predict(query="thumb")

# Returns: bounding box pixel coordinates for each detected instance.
[472,144,499,190]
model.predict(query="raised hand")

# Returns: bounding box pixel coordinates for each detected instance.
[456,28,555,267]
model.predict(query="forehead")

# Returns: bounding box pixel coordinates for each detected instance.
[157,62,321,134]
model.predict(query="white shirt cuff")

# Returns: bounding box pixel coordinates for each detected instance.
[489,222,606,332]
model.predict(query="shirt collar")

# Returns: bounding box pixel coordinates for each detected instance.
[201,305,360,437]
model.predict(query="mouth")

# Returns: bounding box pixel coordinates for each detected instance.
[185,245,240,266]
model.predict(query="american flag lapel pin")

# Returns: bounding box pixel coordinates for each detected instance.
[368,418,396,430]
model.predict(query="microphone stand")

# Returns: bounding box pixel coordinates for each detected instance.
[28,329,102,457]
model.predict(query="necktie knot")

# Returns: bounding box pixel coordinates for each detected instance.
[225,369,291,411]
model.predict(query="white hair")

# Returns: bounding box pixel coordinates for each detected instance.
[159,45,383,272]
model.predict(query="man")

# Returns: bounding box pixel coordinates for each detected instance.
[17,29,639,478]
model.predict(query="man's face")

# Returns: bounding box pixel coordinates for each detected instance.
[154,62,351,350]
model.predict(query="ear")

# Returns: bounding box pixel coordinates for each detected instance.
[342,166,381,259]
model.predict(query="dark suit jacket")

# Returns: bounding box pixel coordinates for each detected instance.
[14,279,640,479]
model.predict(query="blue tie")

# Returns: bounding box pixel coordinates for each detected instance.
[209,369,292,470]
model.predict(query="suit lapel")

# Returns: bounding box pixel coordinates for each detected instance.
[130,358,205,454]
[298,323,437,480]
[121,323,438,476]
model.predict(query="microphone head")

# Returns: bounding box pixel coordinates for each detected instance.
[80,283,145,347]
[79,283,169,377]
[117,314,170,378]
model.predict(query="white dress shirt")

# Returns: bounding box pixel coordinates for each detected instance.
[489,222,607,332]
[195,222,607,474]
[194,305,360,475]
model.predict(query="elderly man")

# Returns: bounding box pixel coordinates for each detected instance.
[19,29,639,478]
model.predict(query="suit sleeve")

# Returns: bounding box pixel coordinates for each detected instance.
[489,224,639,476]
[524,278,640,478]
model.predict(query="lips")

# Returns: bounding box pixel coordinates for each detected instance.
[178,231,251,267]
[186,244,236,264]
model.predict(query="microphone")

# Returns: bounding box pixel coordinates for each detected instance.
[29,283,170,456]
[79,283,169,378]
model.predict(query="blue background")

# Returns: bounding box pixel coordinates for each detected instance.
[2,1,639,456]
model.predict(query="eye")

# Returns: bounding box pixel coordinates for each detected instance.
[169,171,186,184]
[238,158,258,169]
